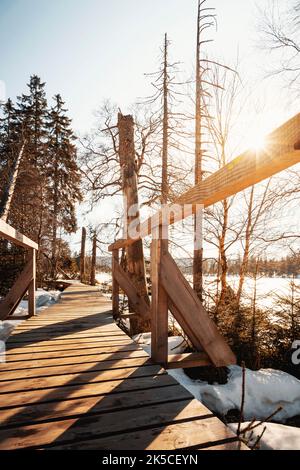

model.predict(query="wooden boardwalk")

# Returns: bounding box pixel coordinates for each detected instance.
[0,285,246,450]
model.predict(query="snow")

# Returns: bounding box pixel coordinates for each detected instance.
[133,333,187,355]
[187,274,300,311]
[0,289,60,343]
[230,422,300,450]
[134,333,300,424]
[95,272,112,283]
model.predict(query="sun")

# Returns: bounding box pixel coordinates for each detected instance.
[251,134,266,152]
[245,128,266,152]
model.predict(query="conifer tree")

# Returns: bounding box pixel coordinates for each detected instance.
[46,94,82,278]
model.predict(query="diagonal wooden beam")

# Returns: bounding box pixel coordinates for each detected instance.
[160,251,236,367]
[113,262,151,320]
[0,259,33,320]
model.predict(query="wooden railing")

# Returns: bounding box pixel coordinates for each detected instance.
[109,113,300,370]
[0,219,38,320]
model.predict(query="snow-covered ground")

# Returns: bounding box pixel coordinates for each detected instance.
[95,272,112,284]
[230,422,300,450]
[0,289,60,342]
[134,332,300,449]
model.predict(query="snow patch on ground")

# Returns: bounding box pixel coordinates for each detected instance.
[133,333,187,355]
[134,333,300,424]
[0,289,61,342]
[230,422,300,450]
[95,272,112,283]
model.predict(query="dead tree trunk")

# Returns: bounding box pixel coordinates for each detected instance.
[193,0,204,301]
[118,113,150,334]
[90,232,97,286]
[0,141,25,222]
[161,32,169,205]
[80,227,86,283]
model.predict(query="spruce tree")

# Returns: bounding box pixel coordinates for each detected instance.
[46,94,82,278]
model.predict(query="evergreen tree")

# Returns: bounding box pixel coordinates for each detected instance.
[9,75,49,244]
[46,94,82,278]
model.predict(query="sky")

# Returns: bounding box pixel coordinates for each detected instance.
[1,0,299,256]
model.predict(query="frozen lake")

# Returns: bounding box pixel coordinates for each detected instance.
[96,271,299,312]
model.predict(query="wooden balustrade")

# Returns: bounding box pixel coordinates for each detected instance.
[110,113,300,369]
[0,219,38,320]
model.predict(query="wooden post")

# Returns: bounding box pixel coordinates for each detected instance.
[112,249,120,318]
[80,227,86,283]
[151,227,168,365]
[28,248,36,317]
[90,232,97,286]
[118,113,150,334]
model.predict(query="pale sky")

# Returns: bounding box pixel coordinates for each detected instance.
[1,0,298,256]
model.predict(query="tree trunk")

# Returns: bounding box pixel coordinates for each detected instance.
[193,0,203,301]
[0,141,25,222]
[161,33,169,205]
[80,227,86,283]
[219,198,229,304]
[237,186,254,304]
[118,113,150,334]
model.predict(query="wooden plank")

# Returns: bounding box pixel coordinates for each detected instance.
[108,113,300,250]
[28,248,36,317]
[0,399,215,449]
[0,357,154,381]
[112,249,120,317]
[43,416,238,451]
[6,337,132,348]
[167,352,212,369]
[151,238,168,364]
[5,340,134,354]
[0,385,190,428]
[113,261,150,319]
[161,252,236,367]
[0,219,38,250]
[0,374,178,409]
[0,351,149,371]
[4,345,143,362]
[0,259,33,320]
[0,365,165,394]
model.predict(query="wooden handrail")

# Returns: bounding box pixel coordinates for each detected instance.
[0,219,38,250]
[108,113,300,251]
[0,221,38,319]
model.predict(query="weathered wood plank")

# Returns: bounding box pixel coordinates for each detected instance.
[0,375,178,409]
[0,385,190,428]
[28,248,36,317]
[44,416,237,451]
[167,352,212,369]
[0,399,215,449]
[0,357,154,381]
[0,219,38,250]
[0,365,165,394]
[161,252,236,367]
[112,249,120,317]
[113,261,150,319]
[0,350,149,370]
[0,259,33,320]
[4,345,143,362]
[151,238,168,364]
